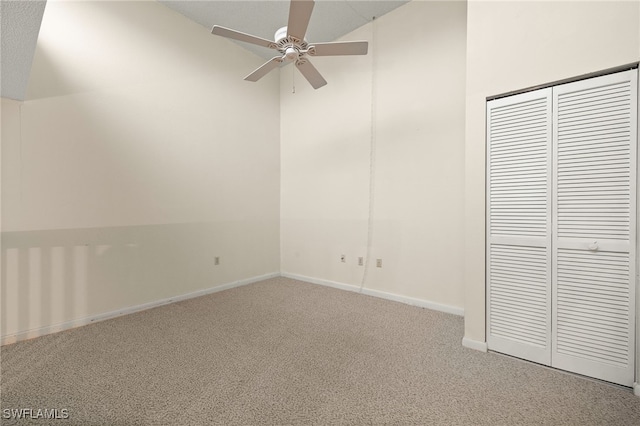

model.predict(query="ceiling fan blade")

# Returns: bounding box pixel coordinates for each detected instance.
[295,59,327,89]
[287,0,315,41]
[244,57,283,82]
[308,41,369,56]
[211,25,276,49]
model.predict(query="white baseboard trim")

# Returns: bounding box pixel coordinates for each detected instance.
[280,272,464,316]
[634,382,640,397]
[1,272,279,346]
[462,337,488,352]
[281,272,361,293]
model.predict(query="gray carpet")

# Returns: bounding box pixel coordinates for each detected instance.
[1,277,639,425]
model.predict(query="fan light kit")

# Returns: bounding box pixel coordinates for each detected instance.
[211,0,369,89]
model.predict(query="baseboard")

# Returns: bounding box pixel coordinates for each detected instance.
[462,336,488,352]
[634,382,640,397]
[280,272,464,316]
[1,272,279,346]
[362,287,464,316]
[281,272,361,293]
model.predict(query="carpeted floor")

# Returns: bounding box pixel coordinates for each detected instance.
[1,277,639,425]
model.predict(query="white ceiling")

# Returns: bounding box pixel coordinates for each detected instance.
[160,1,409,59]
[0,0,47,100]
[0,0,408,100]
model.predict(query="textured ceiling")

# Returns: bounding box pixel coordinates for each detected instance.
[160,1,409,59]
[0,0,47,100]
[0,1,408,101]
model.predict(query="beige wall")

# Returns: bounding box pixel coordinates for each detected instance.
[280,1,467,311]
[1,1,281,340]
[1,98,21,227]
[464,0,640,351]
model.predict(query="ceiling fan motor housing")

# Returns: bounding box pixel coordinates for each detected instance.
[274,26,289,43]
[275,26,308,61]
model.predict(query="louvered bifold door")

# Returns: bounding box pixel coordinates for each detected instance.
[552,69,637,387]
[487,88,553,365]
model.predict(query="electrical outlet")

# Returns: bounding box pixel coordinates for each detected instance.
[340,254,346,263]
[376,258,382,268]
[214,256,220,266]
[358,257,364,266]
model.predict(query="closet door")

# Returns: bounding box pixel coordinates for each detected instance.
[552,69,637,386]
[486,88,553,365]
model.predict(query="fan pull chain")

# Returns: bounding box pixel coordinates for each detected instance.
[292,65,296,94]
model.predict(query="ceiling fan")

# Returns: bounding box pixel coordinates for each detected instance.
[211,0,369,89]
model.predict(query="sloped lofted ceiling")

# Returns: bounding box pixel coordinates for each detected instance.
[0,0,47,100]
[0,0,408,100]
[160,0,409,60]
